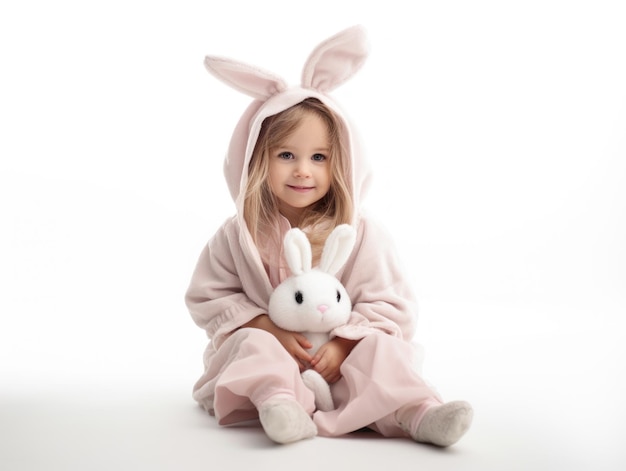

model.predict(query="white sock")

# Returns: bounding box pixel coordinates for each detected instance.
[258,397,317,444]
[404,401,473,447]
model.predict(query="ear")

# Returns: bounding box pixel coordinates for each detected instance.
[204,56,288,100]
[283,228,312,276]
[301,24,369,93]
[319,224,357,275]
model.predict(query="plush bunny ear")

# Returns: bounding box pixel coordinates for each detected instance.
[301,25,369,93]
[319,224,356,275]
[283,228,312,276]
[204,56,288,100]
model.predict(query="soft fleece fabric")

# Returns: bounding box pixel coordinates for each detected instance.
[185,25,442,437]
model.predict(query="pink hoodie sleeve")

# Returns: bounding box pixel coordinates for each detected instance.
[331,217,418,342]
[185,222,267,349]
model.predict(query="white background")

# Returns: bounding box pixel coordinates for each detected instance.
[1,1,625,470]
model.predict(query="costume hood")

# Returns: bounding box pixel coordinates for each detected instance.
[204,25,373,230]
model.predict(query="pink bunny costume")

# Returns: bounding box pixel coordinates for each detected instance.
[186,25,444,437]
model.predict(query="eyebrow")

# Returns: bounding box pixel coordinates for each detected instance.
[275,146,330,154]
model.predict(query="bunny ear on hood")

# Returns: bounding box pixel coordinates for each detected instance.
[204,25,368,99]
[204,56,287,100]
[302,24,369,93]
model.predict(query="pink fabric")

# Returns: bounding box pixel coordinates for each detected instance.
[314,333,442,437]
[210,329,316,425]
[192,326,442,436]
[186,215,418,352]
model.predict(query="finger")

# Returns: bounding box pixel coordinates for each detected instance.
[322,371,335,383]
[312,356,326,372]
[324,369,340,383]
[310,352,322,366]
[293,333,313,349]
[293,353,312,371]
[294,348,313,365]
[315,364,332,381]
[312,347,329,367]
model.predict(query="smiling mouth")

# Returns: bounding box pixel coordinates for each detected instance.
[288,185,314,192]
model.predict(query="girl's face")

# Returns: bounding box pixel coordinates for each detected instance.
[268,112,331,226]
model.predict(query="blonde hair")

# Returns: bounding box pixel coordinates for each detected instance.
[244,97,353,263]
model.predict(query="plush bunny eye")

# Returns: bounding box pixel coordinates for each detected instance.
[295,291,303,304]
[336,290,341,303]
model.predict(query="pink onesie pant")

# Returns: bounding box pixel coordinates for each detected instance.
[205,328,442,437]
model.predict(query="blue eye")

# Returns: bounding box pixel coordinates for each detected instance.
[312,154,326,162]
[279,152,294,160]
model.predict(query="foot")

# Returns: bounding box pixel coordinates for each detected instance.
[408,401,473,447]
[258,397,317,444]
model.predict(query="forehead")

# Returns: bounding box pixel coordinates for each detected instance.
[282,113,329,142]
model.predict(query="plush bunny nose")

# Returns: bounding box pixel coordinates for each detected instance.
[317,304,329,314]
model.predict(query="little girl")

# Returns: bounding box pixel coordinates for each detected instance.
[185,25,473,446]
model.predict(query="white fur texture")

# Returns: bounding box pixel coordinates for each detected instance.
[268,224,356,411]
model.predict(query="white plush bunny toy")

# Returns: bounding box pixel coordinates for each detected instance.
[268,224,356,412]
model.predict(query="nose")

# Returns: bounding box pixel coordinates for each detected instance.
[317,304,328,314]
[294,161,312,178]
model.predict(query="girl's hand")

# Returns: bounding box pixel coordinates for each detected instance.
[241,314,313,371]
[310,337,359,383]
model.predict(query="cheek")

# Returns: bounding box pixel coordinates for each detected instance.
[317,167,331,186]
